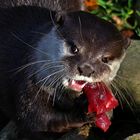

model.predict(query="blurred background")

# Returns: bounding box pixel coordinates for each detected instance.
[84,0,140,39]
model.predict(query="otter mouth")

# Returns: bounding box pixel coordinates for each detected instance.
[68,80,88,92]
[65,79,118,132]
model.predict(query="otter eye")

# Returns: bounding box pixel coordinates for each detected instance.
[102,55,114,63]
[102,56,110,63]
[67,41,79,54]
[70,45,79,54]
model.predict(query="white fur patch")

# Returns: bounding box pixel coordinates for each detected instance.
[108,53,125,81]
[37,27,65,61]
[38,28,74,58]
[62,78,69,87]
[73,75,93,83]
[63,42,74,56]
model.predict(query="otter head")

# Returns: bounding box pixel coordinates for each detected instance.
[36,11,130,91]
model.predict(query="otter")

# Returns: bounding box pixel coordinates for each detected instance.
[0,5,130,140]
[0,0,86,12]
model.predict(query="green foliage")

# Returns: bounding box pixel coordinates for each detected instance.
[91,0,140,37]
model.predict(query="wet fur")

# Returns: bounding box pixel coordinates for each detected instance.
[0,0,85,12]
[0,5,130,140]
[0,6,90,140]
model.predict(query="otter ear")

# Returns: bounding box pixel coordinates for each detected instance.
[120,31,131,49]
[55,12,66,26]
[124,37,131,49]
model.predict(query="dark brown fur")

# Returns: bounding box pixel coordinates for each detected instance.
[0,0,85,12]
[0,3,130,140]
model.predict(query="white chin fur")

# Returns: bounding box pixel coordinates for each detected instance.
[63,76,111,88]
[108,53,126,82]
[63,54,126,86]
[62,76,93,87]
[62,78,69,87]
[73,75,93,83]
[62,75,101,87]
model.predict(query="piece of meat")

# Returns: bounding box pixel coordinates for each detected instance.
[83,82,118,114]
[95,113,111,132]
[83,82,118,131]
[68,80,118,132]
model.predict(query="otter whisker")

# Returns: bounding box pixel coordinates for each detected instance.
[45,71,66,104]
[110,82,124,109]
[47,74,65,104]
[78,16,84,43]
[57,83,66,101]
[31,31,66,39]
[111,81,126,104]
[115,74,130,82]
[111,80,135,113]
[36,69,65,85]
[13,60,64,74]
[49,11,66,41]
[113,78,128,93]
[47,75,65,104]
[28,64,64,79]
[31,31,46,35]
[113,77,136,107]
[47,73,65,89]
[45,71,64,91]
[11,33,48,55]
[32,69,65,105]
[13,60,47,74]
[119,91,134,113]
[32,74,50,105]
[52,79,62,106]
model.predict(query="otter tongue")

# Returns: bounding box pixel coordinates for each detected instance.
[69,80,118,132]
[68,80,86,92]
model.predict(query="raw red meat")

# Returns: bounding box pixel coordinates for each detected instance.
[83,82,118,114]
[68,80,118,132]
[95,113,111,132]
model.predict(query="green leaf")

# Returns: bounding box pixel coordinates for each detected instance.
[136,10,140,16]
[90,0,137,33]
[135,28,140,37]
[128,10,133,15]
[128,0,132,8]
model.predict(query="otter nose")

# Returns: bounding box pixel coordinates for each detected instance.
[78,64,95,77]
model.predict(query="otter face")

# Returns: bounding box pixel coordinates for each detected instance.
[37,11,130,89]
[57,11,130,86]
[62,37,127,83]
[61,40,126,86]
